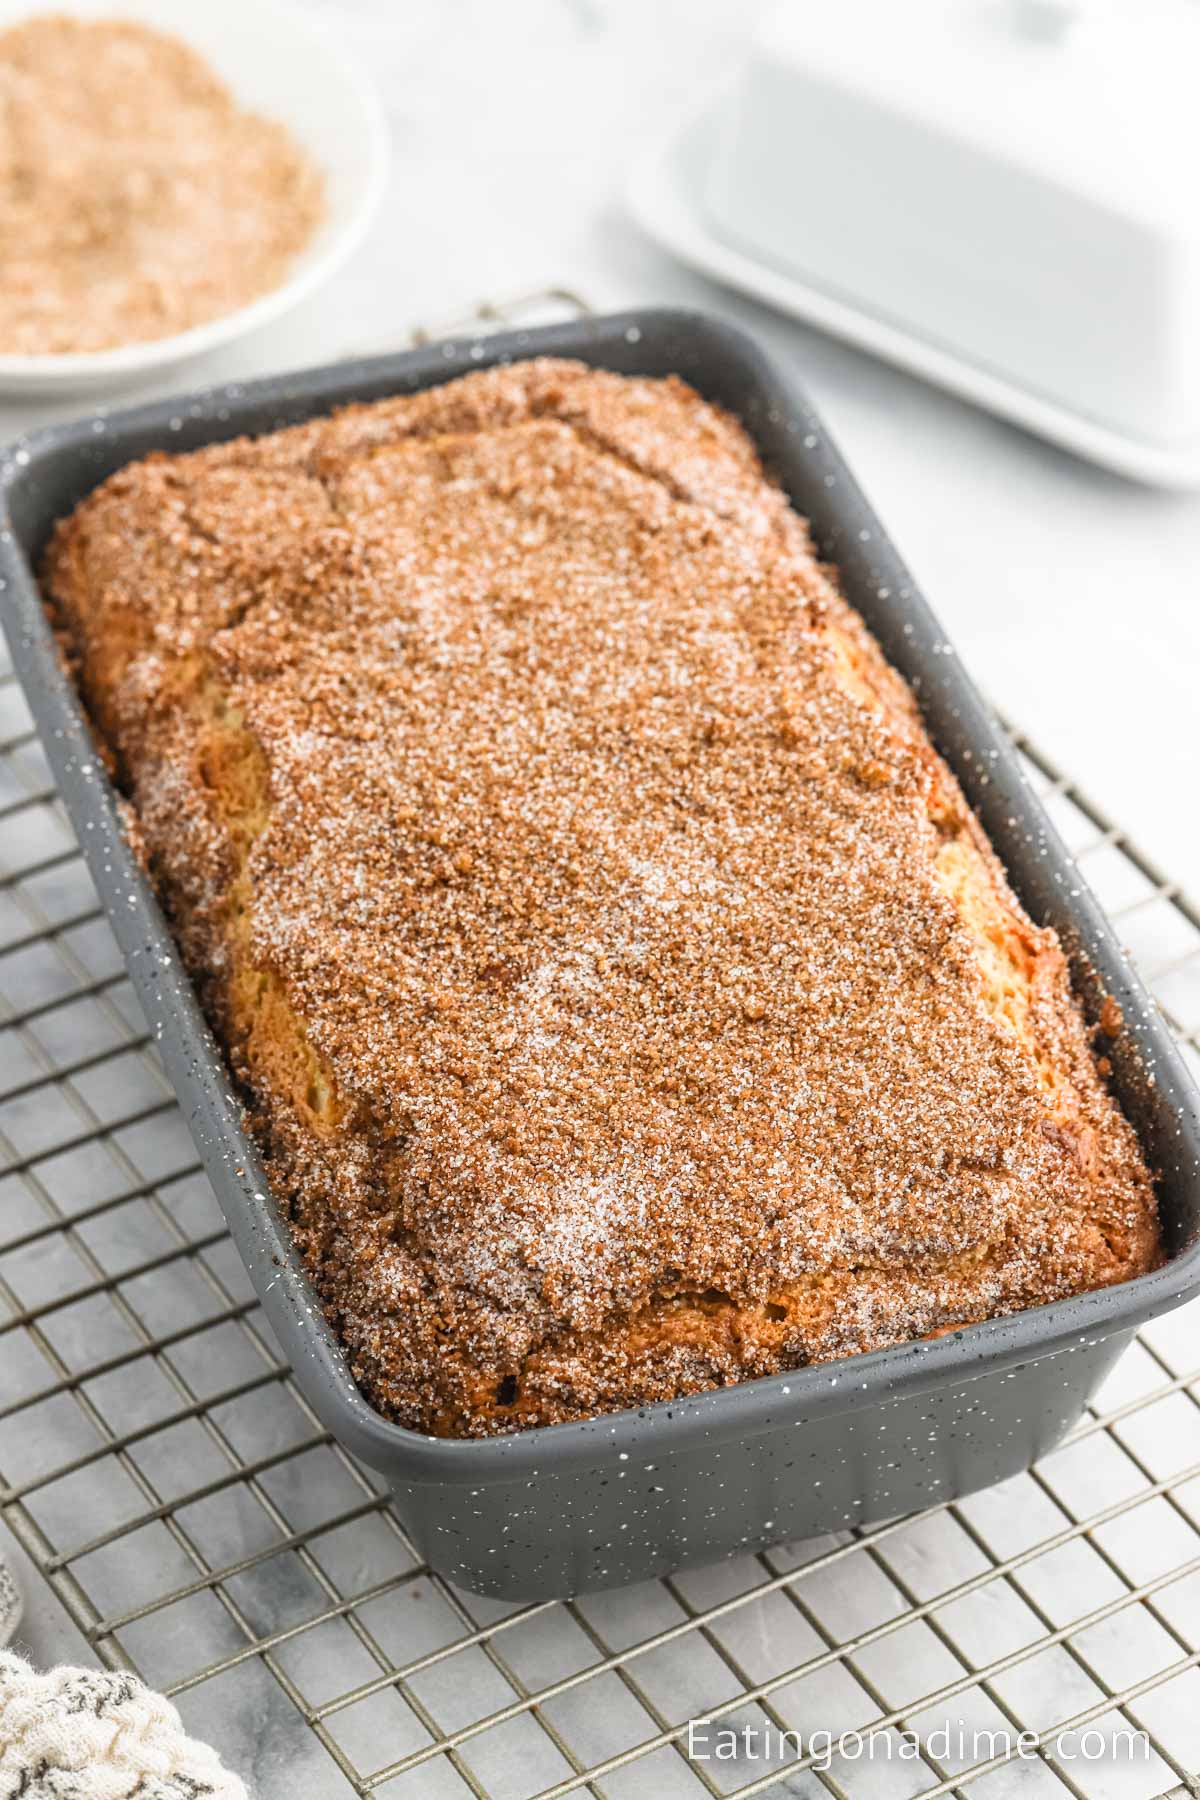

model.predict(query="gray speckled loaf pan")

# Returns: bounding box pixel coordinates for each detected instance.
[1,309,1198,1600]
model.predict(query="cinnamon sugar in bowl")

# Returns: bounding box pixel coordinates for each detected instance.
[0,15,324,355]
[0,0,386,396]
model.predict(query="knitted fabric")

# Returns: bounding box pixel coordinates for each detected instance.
[0,1650,248,1799]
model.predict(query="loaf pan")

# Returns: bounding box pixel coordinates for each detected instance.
[2,310,1198,1600]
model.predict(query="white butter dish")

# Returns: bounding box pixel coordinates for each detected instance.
[629,0,1200,486]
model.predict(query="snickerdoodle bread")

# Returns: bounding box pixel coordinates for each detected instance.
[42,359,1160,1436]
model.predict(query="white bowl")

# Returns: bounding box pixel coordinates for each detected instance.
[0,0,387,397]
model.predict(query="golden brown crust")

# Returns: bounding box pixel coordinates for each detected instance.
[42,359,1161,1436]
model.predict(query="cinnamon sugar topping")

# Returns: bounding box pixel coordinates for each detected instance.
[43,359,1161,1436]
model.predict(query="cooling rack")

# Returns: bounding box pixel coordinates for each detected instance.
[1,290,1198,1800]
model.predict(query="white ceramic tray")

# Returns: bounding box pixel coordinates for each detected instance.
[628,98,1200,490]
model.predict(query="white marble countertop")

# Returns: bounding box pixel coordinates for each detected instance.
[2,5,1198,1795]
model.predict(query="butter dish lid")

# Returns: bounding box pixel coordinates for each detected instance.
[750,0,1200,231]
[630,0,1200,482]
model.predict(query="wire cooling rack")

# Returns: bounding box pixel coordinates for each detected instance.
[2,291,1199,1800]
